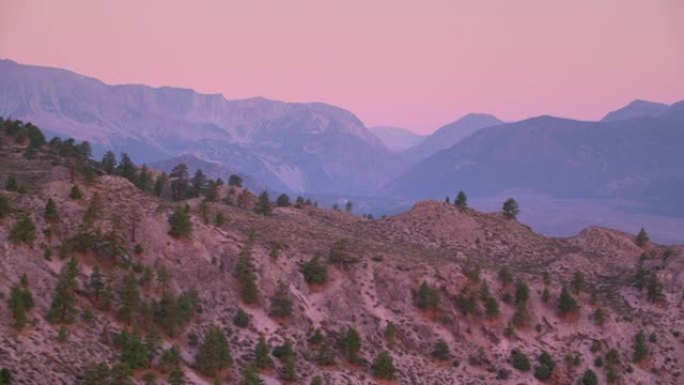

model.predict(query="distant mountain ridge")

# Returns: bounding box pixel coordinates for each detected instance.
[369,126,425,152]
[401,113,503,164]
[387,104,684,216]
[602,99,670,122]
[0,59,395,194]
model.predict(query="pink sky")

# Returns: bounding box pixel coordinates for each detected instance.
[1,0,683,134]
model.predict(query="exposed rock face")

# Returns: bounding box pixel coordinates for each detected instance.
[0,59,396,194]
[1,136,683,385]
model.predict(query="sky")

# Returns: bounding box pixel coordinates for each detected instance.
[1,0,683,134]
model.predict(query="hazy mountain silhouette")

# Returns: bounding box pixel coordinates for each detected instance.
[0,59,396,194]
[369,126,425,151]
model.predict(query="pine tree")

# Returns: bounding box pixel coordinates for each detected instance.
[169,163,190,201]
[159,345,182,373]
[455,191,467,208]
[432,339,449,360]
[117,153,138,183]
[485,296,500,319]
[168,368,186,385]
[44,198,60,223]
[118,273,141,325]
[195,327,232,377]
[0,194,10,219]
[8,281,34,329]
[415,281,439,312]
[344,201,353,213]
[254,191,272,216]
[571,270,586,294]
[9,216,36,245]
[233,307,249,327]
[510,349,530,371]
[190,169,208,197]
[646,274,663,303]
[498,266,513,287]
[228,174,243,188]
[168,205,192,238]
[340,327,362,363]
[502,198,520,219]
[582,369,598,385]
[279,355,297,382]
[69,184,82,200]
[276,194,291,207]
[371,351,396,379]
[235,240,259,304]
[254,335,273,369]
[635,228,649,247]
[102,151,117,174]
[47,258,79,323]
[269,281,293,318]
[240,362,264,385]
[300,254,327,285]
[558,286,579,316]
[154,172,168,197]
[632,330,649,362]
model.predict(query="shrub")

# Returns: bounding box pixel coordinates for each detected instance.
[9,216,36,244]
[510,349,530,371]
[371,351,396,379]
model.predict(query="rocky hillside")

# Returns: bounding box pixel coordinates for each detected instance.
[0,59,396,195]
[1,120,683,385]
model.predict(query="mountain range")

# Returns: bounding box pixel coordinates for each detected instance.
[1,58,683,238]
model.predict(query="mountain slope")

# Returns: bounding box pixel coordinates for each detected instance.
[601,99,669,122]
[0,59,395,194]
[1,129,683,385]
[400,113,502,164]
[370,126,425,151]
[386,107,684,215]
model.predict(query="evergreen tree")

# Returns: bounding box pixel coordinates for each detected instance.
[254,335,274,369]
[276,194,291,207]
[137,164,153,191]
[5,176,19,191]
[582,369,598,385]
[340,327,362,363]
[0,194,10,219]
[635,228,649,247]
[646,274,663,303]
[169,163,190,201]
[344,201,353,213]
[254,191,272,216]
[159,345,182,373]
[47,258,79,323]
[69,184,82,200]
[117,153,138,183]
[190,169,208,197]
[485,297,500,319]
[510,349,530,371]
[233,307,249,328]
[514,281,529,308]
[195,327,232,377]
[371,351,396,379]
[300,254,328,285]
[81,362,111,385]
[502,198,520,219]
[204,180,219,202]
[9,216,36,244]
[118,273,141,325]
[102,151,117,174]
[632,330,649,362]
[239,362,264,385]
[44,198,60,223]
[269,281,293,318]
[168,368,186,385]
[310,376,323,385]
[154,172,168,198]
[168,205,192,238]
[558,286,579,316]
[118,330,151,369]
[571,270,586,294]
[432,339,449,360]
[235,240,259,304]
[279,355,297,382]
[384,321,396,344]
[455,191,467,208]
[498,266,513,287]
[228,174,243,188]
[415,281,439,312]
[272,339,294,361]
[8,281,34,329]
